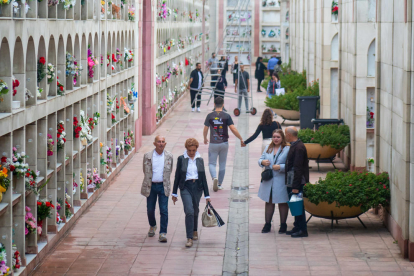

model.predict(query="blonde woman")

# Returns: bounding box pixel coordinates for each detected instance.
[172,138,211,248]
[258,129,290,234]
[231,56,239,84]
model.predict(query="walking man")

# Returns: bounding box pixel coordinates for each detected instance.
[234,64,250,112]
[284,127,309,238]
[213,69,228,112]
[267,55,279,76]
[204,97,245,191]
[208,53,219,89]
[141,136,174,242]
[188,63,203,112]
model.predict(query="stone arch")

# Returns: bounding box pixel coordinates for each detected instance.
[48,36,57,97]
[26,37,36,106]
[13,37,25,106]
[367,39,376,77]
[331,33,339,61]
[0,38,12,112]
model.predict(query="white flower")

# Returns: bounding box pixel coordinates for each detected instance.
[21,152,25,156]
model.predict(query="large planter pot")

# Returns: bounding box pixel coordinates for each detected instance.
[304,143,342,159]
[304,198,363,219]
[271,108,300,121]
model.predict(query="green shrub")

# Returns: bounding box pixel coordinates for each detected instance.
[264,80,319,111]
[298,124,350,149]
[304,170,390,213]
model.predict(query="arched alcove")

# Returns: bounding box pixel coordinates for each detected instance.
[112,32,117,72]
[107,32,112,75]
[66,35,74,91]
[80,34,87,85]
[101,32,105,78]
[367,39,376,77]
[26,37,37,107]
[286,11,289,22]
[13,37,25,108]
[37,36,47,100]
[74,35,80,88]
[94,33,99,81]
[116,31,121,71]
[0,38,12,113]
[48,36,57,97]
[331,33,339,61]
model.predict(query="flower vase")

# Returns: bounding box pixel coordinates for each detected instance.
[334,13,338,21]
[47,161,50,168]
[81,138,88,146]
[124,149,128,155]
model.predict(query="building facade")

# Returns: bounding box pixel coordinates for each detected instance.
[288,0,414,261]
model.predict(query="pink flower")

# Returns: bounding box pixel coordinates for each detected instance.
[25,228,29,235]
[25,206,31,212]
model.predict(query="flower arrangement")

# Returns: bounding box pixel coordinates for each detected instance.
[37,200,55,222]
[25,206,39,236]
[115,98,120,113]
[37,57,47,83]
[115,48,123,67]
[65,52,81,85]
[127,83,137,105]
[173,8,178,19]
[56,201,62,224]
[367,107,374,128]
[12,246,21,272]
[48,0,59,6]
[73,116,81,138]
[298,124,350,150]
[100,143,106,165]
[25,169,39,195]
[268,0,276,6]
[0,243,10,276]
[261,44,267,52]
[261,29,266,37]
[87,46,98,79]
[158,0,168,20]
[80,172,84,193]
[57,197,72,219]
[124,48,134,63]
[37,87,43,98]
[111,3,121,19]
[87,112,100,131]
[111,113,116,124]
[73,176,78,195]
[269,44,277,52]
[120,0,125,8]
[268,29,276,38]
[262,0,267,7]
[0,162,10,195]
[47,134,54,156]
[87,168,102,189]
[332,1,338,16]
[128,5,135,21]
[12,76,19,96]
[304,171,390,213]
[25,88,34,102]
[57,77,64,95]
[57,121,66,151]
[0,80,8,102]
[0,0,11,5]
[106,145,113,165]
[60,0,76,10]
[124,132,132,151]
[8,147,29,178]
[107,94,115,114]
[79,110,93,143]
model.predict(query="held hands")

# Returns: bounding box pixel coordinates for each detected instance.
[240,140,246,147]
[261,160,271,166]
[272,165,280,171]
[172,196,178,205]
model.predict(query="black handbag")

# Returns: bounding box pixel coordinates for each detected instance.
[261,149,282,181]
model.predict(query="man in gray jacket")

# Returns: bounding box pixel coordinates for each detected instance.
[141,136,174,242]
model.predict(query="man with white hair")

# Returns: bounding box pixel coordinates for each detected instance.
[141,136,174,243]
[284,126,309,238]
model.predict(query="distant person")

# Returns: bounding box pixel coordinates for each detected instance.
[204,97,245,192]
[213,69,228,112]
[258,130,290,234]
[235,64,250,111]
[141,136,174,243]
[267,73,281,98]
[267,55,279,76]
[255,57,266,92]
[231,56,239,84]
[208,53,219,88]
[187,62,203,112]
[284,126,309,238]
[275,58,282,73]
[172,138,211,248]
[219,56,228,75]
[243,108,281,152]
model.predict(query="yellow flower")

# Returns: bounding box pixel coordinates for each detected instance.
[0,186,6,193]
[100,142,103,148]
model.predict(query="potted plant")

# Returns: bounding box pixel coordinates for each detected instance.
[304,170,390,219]
[332,1,338,21]
[298,124,350,159]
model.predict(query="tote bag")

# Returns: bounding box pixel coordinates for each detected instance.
[202,204,218,227]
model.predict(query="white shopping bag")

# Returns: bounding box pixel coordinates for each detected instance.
[276,88,285,96]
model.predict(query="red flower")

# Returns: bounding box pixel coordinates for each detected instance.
[39,57,46,65]
[1,157,7,163]
[9,165,15,171]
[45,202,50,207]
[339,190,341,192]
[51,204,54,208]
[111,114,115,120]
[326,192,329,194]
[57,133,61,138]
[332,6,338,12]
[349,184,353,187]
[63,138,66,142]
[168,46,171,50]
[59,85,64,91]
[37,202,42,206]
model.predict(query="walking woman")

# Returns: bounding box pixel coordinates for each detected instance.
[267,73,281,98]
[243,108,281,152]
[231,56,239,84]
[213,69,228,112]
[255,57,266,92]
[258,130,290,234]
[172,138,211,248]
[219,56,228,75]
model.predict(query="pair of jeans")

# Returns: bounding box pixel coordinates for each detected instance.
[190,89,201,108]
[268,69,274,76]
[287,186,307,232]
[180,181,203,239]
[238,89,249,110]
[208,142,229,184]
[146,183,168,234]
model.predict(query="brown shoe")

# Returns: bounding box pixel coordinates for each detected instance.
[193,231,198,241]
[185,238,193,247]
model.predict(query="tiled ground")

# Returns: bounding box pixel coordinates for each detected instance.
[31,73,414,276]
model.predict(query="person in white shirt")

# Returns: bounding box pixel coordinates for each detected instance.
[172,138,211,248]
[141,136,174,243]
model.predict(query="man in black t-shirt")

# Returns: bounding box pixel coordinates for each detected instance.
[187,63,203,112]
[203,97,245,191]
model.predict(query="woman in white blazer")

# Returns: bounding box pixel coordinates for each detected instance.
[258,129,290,234]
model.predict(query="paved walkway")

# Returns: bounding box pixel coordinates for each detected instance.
[31,73,414,276]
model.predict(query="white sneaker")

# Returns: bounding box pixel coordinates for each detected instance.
[192,108,195,112]
[213,178,218,192]
[197,107,201,112]
[218,185,224,190]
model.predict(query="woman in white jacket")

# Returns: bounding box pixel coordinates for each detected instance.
[258,129,290,234]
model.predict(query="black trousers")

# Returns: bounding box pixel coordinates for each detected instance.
[257,78,263,91]
[268,69,274,77]
[190,90,201,108]
[233,73,237,84]
[287,186,307,232]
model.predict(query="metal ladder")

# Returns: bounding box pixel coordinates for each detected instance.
[190,0,257,116]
